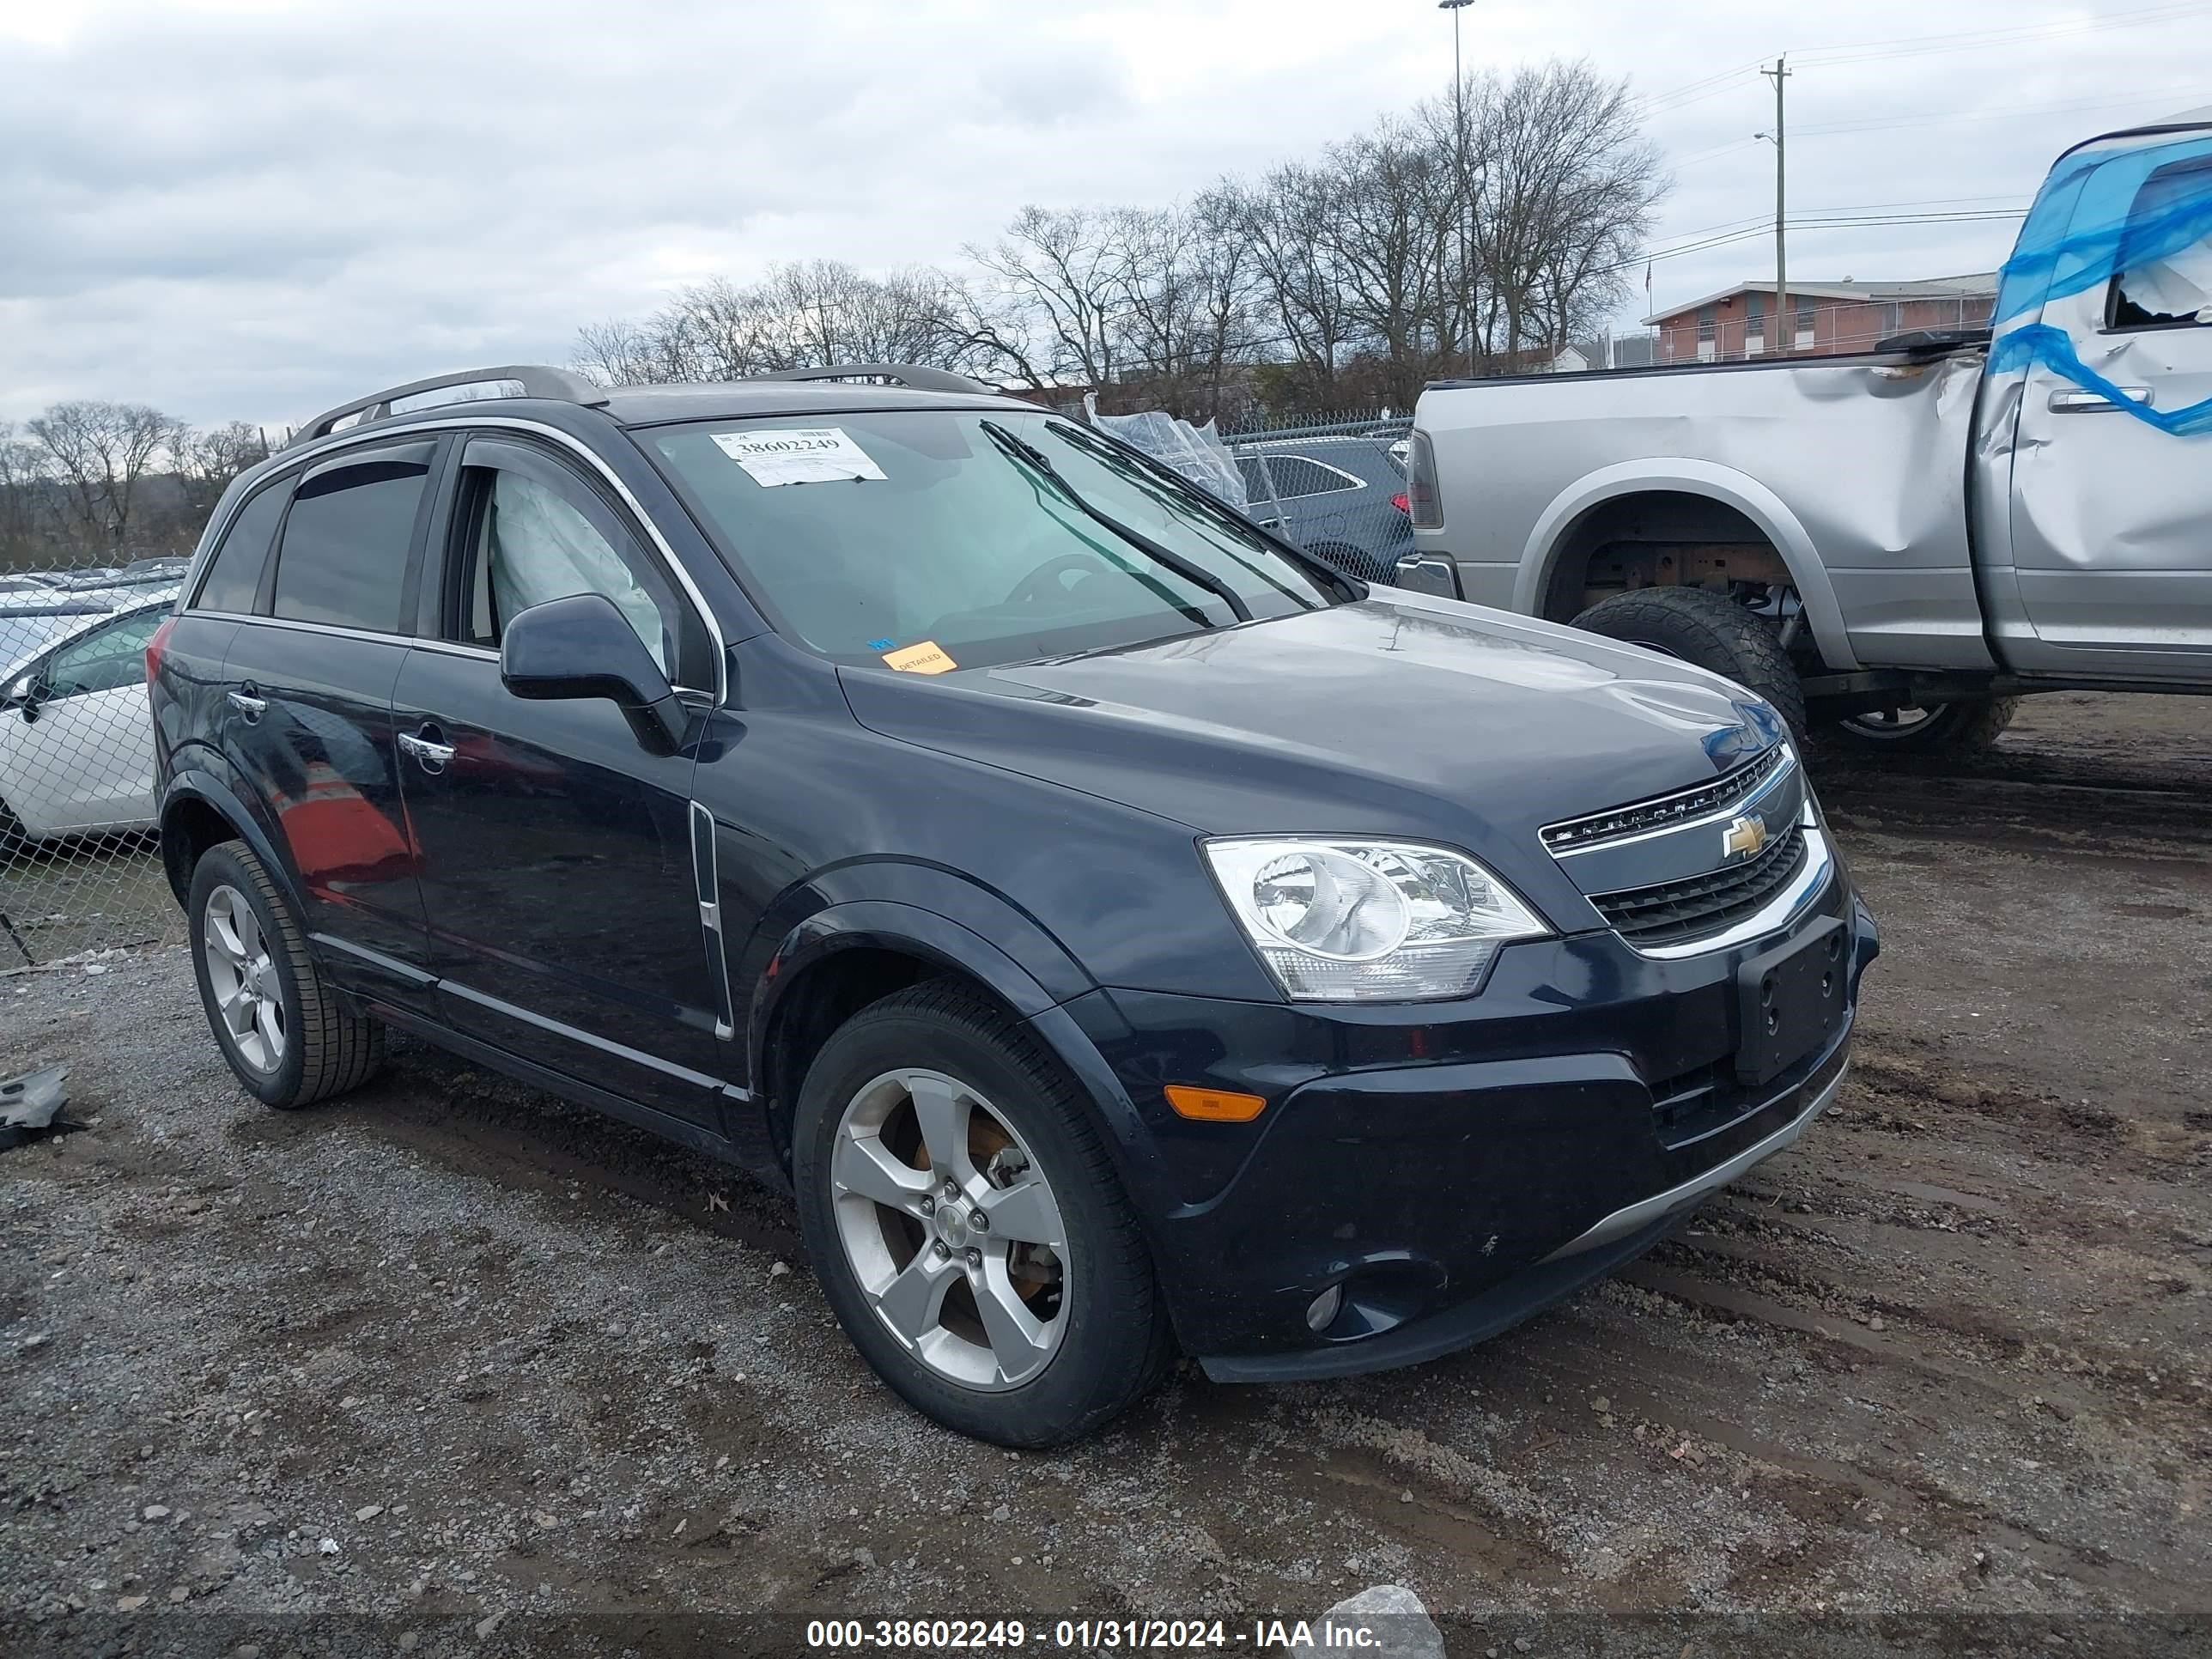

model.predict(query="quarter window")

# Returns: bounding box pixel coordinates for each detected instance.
[193,478,289,615]
[270,453,428,633]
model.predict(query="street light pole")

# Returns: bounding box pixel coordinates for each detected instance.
[1440,1,1474,372]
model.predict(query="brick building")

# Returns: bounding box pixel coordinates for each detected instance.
[1643,275,1996,364]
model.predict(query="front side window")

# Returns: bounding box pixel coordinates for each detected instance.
[270,453,428,633]
[2110,157,2212,328]
[454,459,696,679]
[194,478,289,615]
[647,410,1334,672]
[43,609,163,698]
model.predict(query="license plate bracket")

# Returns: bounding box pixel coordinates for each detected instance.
[1735,915,1847,1085]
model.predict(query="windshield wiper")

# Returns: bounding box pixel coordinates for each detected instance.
[979,421,1252,624]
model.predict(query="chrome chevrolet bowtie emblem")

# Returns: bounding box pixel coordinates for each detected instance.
[1722,813,1769,861]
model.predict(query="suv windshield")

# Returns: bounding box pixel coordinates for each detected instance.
[647,409,1336,671]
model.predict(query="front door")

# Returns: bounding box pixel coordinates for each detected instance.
[2,605,166,836]
[392,433,728,1126]
[2002,136,2212,677]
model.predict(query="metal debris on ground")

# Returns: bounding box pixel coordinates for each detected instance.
[0,1062,72,1151]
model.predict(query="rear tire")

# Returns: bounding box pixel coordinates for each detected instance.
[1572,586,1808,741]
[0,799,26,860]
[793,980,1175,1447]
[1819,697,2018,757]
[187,838,385,1109]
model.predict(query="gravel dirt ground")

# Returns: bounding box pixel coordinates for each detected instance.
[3,692,2207,1658]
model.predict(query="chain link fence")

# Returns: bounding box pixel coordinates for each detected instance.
[1215,409,1413,586]
[1,556,187,969]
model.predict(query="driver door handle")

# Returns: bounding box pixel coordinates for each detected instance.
[397,725,457,774]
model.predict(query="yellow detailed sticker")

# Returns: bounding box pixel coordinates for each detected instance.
[882,640,957,675]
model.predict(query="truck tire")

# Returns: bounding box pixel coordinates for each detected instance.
[1820,697,2018,757]
[1571,587,1808,741]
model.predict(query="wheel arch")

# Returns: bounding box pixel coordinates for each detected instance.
[158,767,301,912]
[743,898,1141,1184]
[1512,460,1860,672]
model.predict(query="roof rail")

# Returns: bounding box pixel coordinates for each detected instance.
[286,365,611,450]
[751,362,995,395]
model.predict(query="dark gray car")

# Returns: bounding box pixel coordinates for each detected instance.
[1231,432,1412,584]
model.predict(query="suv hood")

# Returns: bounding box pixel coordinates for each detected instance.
[838,595,1782,911]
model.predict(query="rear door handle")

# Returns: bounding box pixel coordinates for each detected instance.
[226,686,266,721]
[397,725,457,775]
[2049,386,2151,412]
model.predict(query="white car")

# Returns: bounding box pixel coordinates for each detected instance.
[0,591,175,848]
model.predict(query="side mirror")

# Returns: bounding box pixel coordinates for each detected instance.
[499,592,687,753]
[3,671,43,723]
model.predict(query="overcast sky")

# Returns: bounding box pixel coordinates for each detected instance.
[3,0,2209,429]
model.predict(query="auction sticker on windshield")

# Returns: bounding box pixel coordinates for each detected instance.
[710,427,887,487]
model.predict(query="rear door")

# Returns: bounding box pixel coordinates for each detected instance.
[390,431,727,1127]
[218,439,439,1006]
[2003,140,2212,675]
[0,606,166,835]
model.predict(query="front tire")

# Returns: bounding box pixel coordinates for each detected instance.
[793,980,1175,1446]
[1572,586,1808,741]
[187,838,385,1109]
[1819,697,2018,757]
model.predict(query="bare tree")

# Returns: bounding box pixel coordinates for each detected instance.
[173,421,270,521]
[1456,61,1664,367]
[570,54,1660,417]
[25,400,184,554]
[965,206,1130,388]
[0,422,51,567]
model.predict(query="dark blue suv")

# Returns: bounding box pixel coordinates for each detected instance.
[148,363,1875,1445]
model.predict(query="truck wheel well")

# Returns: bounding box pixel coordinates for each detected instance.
[1541,490,1795,622]
[159,796,240,904]
[761,946,1008,1172]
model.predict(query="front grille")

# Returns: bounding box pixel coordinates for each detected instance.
[1541,744,1788,854]
[1590,823,1808,945]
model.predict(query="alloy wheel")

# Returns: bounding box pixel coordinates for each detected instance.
[1838,705,1938,740]
[829,1067,1070,1391]
[202,884,286,1073]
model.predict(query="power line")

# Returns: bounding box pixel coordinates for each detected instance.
[1790,1,2212,69]
[1792,87,2212,137]
[1631,4,2212,121]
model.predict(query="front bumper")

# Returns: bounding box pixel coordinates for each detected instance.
[1047,878,1876,1380]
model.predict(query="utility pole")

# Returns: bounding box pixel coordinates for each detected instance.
[1441,0,1474,372]
[1761,55,1790,355]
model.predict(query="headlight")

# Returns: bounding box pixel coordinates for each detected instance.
[1202,837,1548,1002]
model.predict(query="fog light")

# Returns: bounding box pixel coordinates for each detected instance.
[1305,1285,1343,1334]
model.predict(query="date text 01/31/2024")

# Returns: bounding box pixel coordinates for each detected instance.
[805,1617,1396,1650]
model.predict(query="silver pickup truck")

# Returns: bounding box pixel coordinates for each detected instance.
[1397,114,2212,756]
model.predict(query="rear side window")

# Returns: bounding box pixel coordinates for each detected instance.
[193,480,289,614]
[270,452,430,633]
[1265,456,1363,500]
